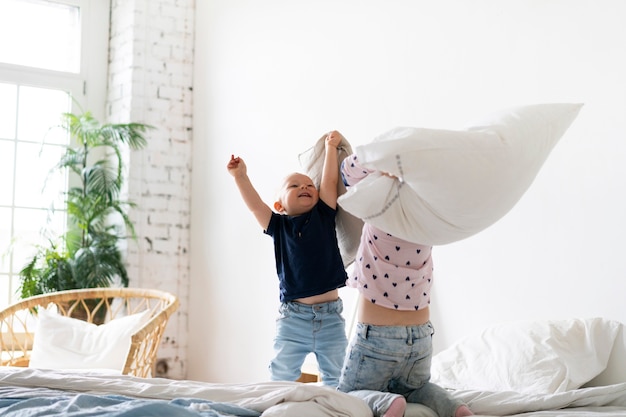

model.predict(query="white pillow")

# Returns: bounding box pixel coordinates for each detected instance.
[29,307,151,372]
[337,103,583,245]
[431,318,621,395]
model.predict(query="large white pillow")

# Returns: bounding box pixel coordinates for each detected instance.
[431,318,621,395]
[29,307,151,372]
[337,103,583,245]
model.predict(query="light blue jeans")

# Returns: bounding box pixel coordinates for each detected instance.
[269,299,347,387]
[337,322,465,417]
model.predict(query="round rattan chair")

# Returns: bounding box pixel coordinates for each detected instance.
[0,288,178,378]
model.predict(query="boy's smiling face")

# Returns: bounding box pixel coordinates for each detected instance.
[274,172,318,216]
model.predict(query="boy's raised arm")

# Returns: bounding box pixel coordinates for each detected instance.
[319,131,343,209]
[227,155,273,230]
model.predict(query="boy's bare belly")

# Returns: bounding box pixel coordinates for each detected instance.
[295,289,339,305]
[358,295,430,326]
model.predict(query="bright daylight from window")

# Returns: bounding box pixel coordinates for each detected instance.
[0,0,80,73]
[0,0,80,308]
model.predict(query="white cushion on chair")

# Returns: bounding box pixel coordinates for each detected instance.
[29,308,151,372]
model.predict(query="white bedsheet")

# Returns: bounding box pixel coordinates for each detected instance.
[403,383,626,417]
[459,383,626,416]
[0,367,372,417]
[2,367,626,416]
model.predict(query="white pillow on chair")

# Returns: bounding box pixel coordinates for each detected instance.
[29,307,151,372]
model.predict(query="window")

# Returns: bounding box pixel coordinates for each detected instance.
[0,0,81,73]
[0,84,71,308]
[0,0,109,309]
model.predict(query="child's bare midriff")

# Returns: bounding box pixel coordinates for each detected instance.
[295,289,340,305]
[358,294,430,326]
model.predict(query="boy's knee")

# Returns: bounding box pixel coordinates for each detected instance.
[268,360,302,382]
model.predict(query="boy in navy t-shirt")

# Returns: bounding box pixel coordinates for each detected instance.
[226,131,347,386]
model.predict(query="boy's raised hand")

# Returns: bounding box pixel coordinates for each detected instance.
[325,130,343,149]
[227,154,246,177]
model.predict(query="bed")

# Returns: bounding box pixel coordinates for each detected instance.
[406,317,626,417]
[1,317,625,416]
[0,368,372,416]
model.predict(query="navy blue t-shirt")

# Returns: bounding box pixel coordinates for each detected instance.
[264,200,347,302]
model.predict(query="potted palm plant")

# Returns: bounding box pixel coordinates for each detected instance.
[19,111,152,299]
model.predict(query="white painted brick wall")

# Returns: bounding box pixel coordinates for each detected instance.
[108,0,194,380]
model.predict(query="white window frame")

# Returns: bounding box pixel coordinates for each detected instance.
[0,0,109,115]
[0,0,110,306]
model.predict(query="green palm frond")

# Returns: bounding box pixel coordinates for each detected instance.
[100,123,150,149]
[73,241,129,288]
[19,111,151,298]
[56,147,85,176]
[84,161,121,200]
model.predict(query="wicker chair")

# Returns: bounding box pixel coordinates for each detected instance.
[0,288,179,378]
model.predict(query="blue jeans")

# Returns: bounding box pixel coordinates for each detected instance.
[270,299,347,387]
[337,322,464,417]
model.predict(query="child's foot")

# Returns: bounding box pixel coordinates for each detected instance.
[455,405,474,417]
[382,395,406,417]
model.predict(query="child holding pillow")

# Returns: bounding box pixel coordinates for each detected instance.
[228,132,407,417]
[337,153,474,417]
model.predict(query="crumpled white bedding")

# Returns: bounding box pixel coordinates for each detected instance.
[458,383,626,416]
[430,318,622,396]
[2,367,626,416]
[0,367,372,417]
[403,383,626,417]
[416,318,626,416]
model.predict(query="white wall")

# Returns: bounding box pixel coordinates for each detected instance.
[190,0,626,383]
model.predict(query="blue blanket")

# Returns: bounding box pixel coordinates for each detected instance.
[0,392,260,417]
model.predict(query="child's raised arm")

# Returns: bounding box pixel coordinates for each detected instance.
[227,155,273,230]
[319,131,343,209]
